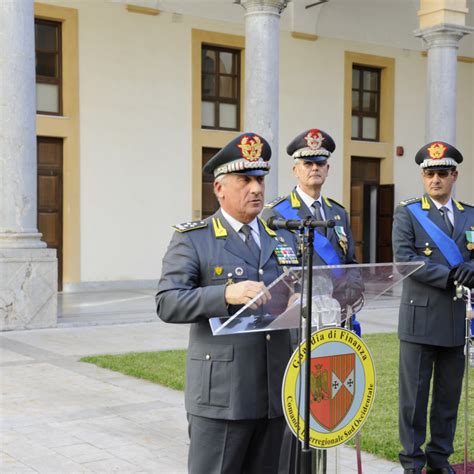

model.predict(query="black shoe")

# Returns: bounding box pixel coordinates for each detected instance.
[426,466,456,474]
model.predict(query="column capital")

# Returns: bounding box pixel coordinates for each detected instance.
[239,0,288,15]
[415,23,473,49]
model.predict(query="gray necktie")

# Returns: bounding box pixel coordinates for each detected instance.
[240,225,261,261]
[311,201,325,235]
[439,206,453,236]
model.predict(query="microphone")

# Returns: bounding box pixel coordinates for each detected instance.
[266,217,302,230]
[267,216,336,231]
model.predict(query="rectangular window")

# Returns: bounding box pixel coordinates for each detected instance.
[351,65,381,141]
[35,19,62,115]
[201,45,240,131]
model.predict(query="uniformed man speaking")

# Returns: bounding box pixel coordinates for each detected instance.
[156,133,297,474]
[392,141,474,474]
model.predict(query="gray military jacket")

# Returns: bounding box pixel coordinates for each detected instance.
[156,209,295,420]
[392,195,474,347]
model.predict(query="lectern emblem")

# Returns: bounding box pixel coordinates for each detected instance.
[282,328,376,448]
[310,354,355,431]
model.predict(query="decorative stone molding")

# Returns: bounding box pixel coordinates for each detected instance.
[239,0,288,15]
[415,23,474,49]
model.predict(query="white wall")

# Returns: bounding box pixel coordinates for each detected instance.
[41,1,473,283]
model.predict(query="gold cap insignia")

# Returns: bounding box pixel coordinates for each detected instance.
[423,247,432,256]
[427,143,447,160]
[237,135,263,162]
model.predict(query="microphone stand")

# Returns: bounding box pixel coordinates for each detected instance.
[300,220,314,474]
[290,216,335,474]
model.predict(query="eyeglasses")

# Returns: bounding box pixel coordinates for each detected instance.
[423,169,452,178]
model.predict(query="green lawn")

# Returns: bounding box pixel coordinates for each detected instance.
[80,333,473,464]
[81,349,186,390]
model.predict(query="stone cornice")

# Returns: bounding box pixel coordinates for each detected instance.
[415,23,474,48]
[239,0,288,14]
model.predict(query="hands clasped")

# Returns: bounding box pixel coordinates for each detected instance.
[225,280,271,309]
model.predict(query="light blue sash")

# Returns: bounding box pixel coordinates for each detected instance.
[274,198,342,267]
[406,202,463,267]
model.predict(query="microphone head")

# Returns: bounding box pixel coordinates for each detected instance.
[326,219,336,228]
[266,216,278,230]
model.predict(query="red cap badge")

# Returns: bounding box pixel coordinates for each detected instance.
[304,130,324,151]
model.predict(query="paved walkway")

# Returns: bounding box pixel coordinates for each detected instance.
[1,288,403,473]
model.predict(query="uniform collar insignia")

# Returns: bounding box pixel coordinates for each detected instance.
[421,195,431,210]
[453,199,464,211]
[290,191,301,208]
[323,196,332,208]
[212,217,228,238]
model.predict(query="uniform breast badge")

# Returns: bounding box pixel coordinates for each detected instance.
[334,226,348,256]
[274,243,299,265]
[423,247,433,256]
[466,230,474,251]
[214,266,223,277]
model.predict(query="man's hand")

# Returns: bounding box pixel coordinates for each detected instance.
[225,280,271,308]
[452,262,474,288]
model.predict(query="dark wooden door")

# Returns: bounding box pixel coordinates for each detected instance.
[376,184,394,262]
[202,147,220,219]
[350,183,364,263]
[350,157,380,263]
[37,137,63,290]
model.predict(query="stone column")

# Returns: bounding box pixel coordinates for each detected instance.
[240,0,288,201]
[415,0,472,143]
[415,25,472,143]
[0,0,57,330]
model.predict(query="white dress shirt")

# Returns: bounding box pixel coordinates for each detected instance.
[220,209,261,248]
[430,196,455,227]
[296,185,326,220]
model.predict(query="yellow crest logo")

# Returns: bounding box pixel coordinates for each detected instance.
[237,135,263,162]
[214,266,223,276]
[282,328,376,448]
[427,143,447,160]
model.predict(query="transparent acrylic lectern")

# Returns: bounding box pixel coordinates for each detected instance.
[209,262,424,474]
[210,262,424,336]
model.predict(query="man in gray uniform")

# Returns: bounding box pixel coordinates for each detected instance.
[392,141,474,474]
[156,132,298,474]
[262,128,362,314]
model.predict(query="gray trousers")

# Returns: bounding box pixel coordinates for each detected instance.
[398,340,464,470]
[188,414,286,474]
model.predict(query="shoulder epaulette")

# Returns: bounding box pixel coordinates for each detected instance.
[325,196,345,209]
[456,199,473,209]
[264,195,287,208]
[399,197,421,207]
[173,220,207,232]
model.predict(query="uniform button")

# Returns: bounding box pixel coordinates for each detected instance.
[410,299,413,304]
[266,334,271,341]
[259,269,264,275]
[453,297,457,301]
[205,354,211,360]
